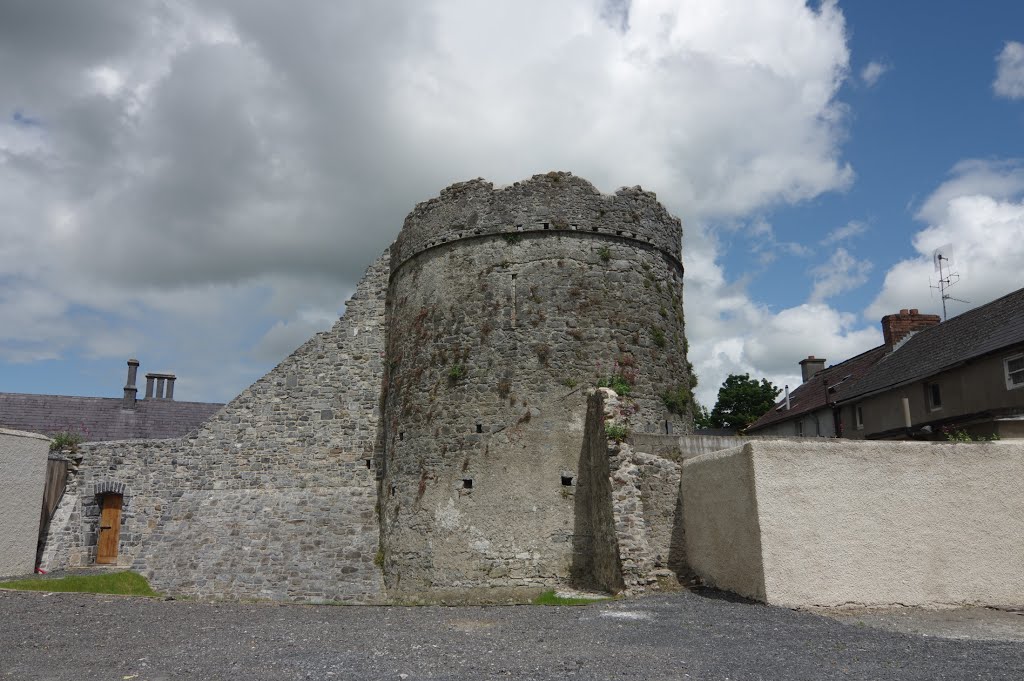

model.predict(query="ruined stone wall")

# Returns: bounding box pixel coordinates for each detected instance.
[570,390,624,593]
[42,254,390,603]
[380,173,694,599]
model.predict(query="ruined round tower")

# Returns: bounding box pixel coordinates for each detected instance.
[379,172,693,599]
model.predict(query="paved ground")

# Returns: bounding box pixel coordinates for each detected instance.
[2,589,1023,680]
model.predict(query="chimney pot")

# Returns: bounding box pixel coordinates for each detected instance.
[145,374,156,399]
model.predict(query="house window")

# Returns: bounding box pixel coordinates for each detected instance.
[928,382,942,411]
[795,421,804,437]
[855,405,864,430]
[1006,354,1024,390]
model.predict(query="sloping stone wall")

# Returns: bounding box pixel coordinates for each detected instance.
[42,253,390,603]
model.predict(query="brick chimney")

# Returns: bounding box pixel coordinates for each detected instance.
[881,308,941,351]
[122,358,140,409]
[799,356,826,383]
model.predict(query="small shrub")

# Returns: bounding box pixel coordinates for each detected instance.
[534,343,552,365]
[49,431,83,452]
[651,327,666,348]
[562,377,578,389]
[605,422,629,443]
[597,245,611,262]
[597,374,632,396]
[503,233,522,245]
[448,364,466,382]
[662,385,691,415]
[940,426,1000,442]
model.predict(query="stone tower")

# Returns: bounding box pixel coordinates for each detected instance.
[378,172,693,600]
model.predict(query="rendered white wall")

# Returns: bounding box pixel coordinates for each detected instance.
[0,428,50,578]
[683,440,1024,608]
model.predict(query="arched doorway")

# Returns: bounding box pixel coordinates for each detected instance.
[96,493,122,565]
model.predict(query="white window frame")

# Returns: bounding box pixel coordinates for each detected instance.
[855,404,864,430]
[1006,353,1024,390]
[795,420,804,437]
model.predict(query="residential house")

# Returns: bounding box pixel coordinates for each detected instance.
[837,289,1024,440]
[0,359,223,441]
[746,347,887,437]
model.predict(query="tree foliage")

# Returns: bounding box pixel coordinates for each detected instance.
[705,373,780,431]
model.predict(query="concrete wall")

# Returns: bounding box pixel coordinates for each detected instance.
[842,343,1024,439]
[0,428,50,578]
[683,439,1024,608]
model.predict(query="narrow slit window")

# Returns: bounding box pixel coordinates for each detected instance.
[561,475,574,486]
[476,423,483,433]
[462,478,473,490]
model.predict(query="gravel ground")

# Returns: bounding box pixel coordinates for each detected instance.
[2,589,1023,681]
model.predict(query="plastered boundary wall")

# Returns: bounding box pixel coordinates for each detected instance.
[0,428,49,578]
[682,440,1024,608]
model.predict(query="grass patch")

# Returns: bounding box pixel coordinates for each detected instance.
[532,590,610,606]
[0,571,158,597]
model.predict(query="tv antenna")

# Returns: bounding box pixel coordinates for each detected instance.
[930,244,968,320]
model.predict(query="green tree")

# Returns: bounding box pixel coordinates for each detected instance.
[706,373,780,431]
[692,402,714,429]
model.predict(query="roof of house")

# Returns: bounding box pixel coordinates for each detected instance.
[746,345,888,433]
[839,286,1024,402]
[0,393,223,442]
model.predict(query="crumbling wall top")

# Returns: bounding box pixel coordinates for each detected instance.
[391,172,682,273]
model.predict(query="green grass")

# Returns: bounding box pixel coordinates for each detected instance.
[0,571,158,597]
[531,590,610,606]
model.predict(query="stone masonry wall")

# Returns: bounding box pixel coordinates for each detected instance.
[42,253,390,603]
[380,174,694,599]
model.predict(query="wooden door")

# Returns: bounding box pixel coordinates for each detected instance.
[96,494,122,564]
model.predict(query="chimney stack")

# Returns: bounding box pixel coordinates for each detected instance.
[799,356,826,383]
[881,308,941,351]
[144,372,177,400]
[122,358,140,409]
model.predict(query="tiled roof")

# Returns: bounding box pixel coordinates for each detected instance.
[746,345,888,432]
[839,286,1024,402]
[0,393,223,442]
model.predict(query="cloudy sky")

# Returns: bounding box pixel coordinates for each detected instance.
[2,0,1023,409]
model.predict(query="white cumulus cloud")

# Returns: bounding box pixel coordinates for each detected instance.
[994,41,1024,99]
[860,60,889,87]
[868,160,1024,320]
[0,0,854,402]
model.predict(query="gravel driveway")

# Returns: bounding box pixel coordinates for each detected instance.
[2,589,1022,680]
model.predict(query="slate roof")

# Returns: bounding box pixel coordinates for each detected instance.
[839,286,1024,402]
[746,345,888,433]
[0,393,223,442]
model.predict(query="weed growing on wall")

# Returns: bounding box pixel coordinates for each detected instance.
[661,385,691,415]
[597,245,611,262]
[49,431,83,452]
[604,422,629,443]
[448,364,466,382]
